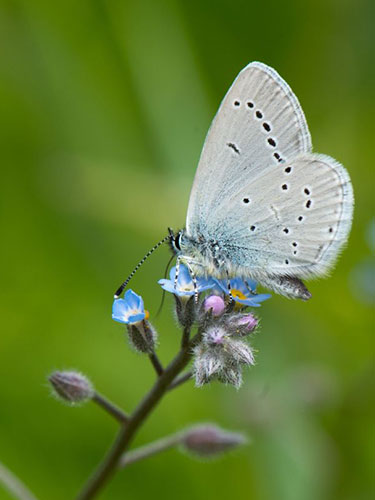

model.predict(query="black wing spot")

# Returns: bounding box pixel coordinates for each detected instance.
[298,216,304,222]
[227,142,240,154]
[273,152,283,163]
[283,228,289,234]
[329,227,334,233]
[234,100,240,107]
[292,242,298,247]
[263,122,271,132]
[255,110,263,119]
[306,199,312,208]
[282,184,288,190]
[242,197,250,204]
[304,188,311,195]
[293,250,297,255]
[247,101,254,108]
[285,259,289,265]
[267,138,277,147]
[284,166,292,173]
[250,225,256,231]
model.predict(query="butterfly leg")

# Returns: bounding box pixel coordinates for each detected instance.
[244,279,257,296]
[174,256,181,290]
[226,273,234,303]
[184,260,199,303]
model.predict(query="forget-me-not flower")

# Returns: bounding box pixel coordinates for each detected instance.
[158,265,215,297]
[214,277,271,307]
[112,289,147,325]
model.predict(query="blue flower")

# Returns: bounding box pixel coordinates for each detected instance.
[158,265,215,297]
[112,290,146,324]
[214,278,271,307]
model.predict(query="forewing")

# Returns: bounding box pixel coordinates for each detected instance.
[211,153,354,279]
[186,62,312,236]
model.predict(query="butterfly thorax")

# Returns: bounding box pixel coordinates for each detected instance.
[177,229,242,279]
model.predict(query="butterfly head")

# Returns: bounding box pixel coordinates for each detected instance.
[168,227,184,255]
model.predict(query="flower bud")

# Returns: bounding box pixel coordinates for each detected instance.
[49,371,94,405]
[174,294,197,328]
[127,320,157,354]
[182,424,247,458]
[204,326,227,345]
[203,295,225,316]
[227,312,258,336]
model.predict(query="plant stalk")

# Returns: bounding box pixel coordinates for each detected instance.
[76,332,199,500]
[92,393,129,424]
[118,431,183,468]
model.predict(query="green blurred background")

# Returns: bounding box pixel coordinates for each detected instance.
[0,0,373,499]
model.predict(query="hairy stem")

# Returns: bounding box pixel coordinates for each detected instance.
[181,325,191,348]
[76,331,199,500]
[118,431,183,468]
[148,352,164,376]
[0,461,39,500]
[168,371,192,391]
[92,393,129,424]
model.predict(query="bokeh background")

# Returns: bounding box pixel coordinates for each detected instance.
[0,0,374,499]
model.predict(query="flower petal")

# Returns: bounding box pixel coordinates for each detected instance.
[124,289,143,310]
[127,312,145,324]
[112,298,130,323]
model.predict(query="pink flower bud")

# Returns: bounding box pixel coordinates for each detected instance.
[49,371,94,405]
[204,295,225,316]
[232,313,258,333]
[182,424,247,457]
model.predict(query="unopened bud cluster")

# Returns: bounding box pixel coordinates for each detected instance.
[194,301,259,389]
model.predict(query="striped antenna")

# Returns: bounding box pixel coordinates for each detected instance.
[114,234,171,298]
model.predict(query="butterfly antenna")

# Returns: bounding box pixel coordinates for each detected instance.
[155,254,175,318]
[114,234,171,298]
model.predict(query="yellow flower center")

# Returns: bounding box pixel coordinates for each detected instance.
[231,289,247,301]
[145,310,150,320]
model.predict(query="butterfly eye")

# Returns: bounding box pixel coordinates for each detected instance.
[174,233,182,251]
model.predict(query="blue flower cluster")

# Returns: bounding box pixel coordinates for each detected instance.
[112,265,271,323]
[159,265,271,307]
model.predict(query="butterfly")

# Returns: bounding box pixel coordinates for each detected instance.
[167,62,354,300]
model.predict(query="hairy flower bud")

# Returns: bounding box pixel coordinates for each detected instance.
[203,295,225,316]
[182,424,247,457]
[194,323,255,388]
[174,295,197,329]
[226,312,258,336]
[204,326,227,345]
[49,371,94,405]
[127,320,157,354]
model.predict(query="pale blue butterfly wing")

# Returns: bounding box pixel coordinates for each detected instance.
[183,62,354,298]
[186,62,312,235]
